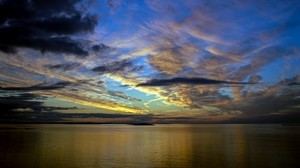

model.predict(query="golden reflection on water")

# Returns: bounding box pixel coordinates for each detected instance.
[0,124,299,168]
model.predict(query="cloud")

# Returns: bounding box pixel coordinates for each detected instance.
[48,89,145,113]
[0,0,98,56]
[0,89,148,123]
[161,85,234,110]
[46,62,81,71]
[108,90,141,101]
[283,75,300,86]
[219,77,300,120]
[288,82,300,86]
[148,49,186,76]
[0,92,76,113]
[0,81,72,91]
[105,0,122,11]
[230,46,295,80]
[92,60,143,75]
[91,44,110,52]
[137,77,251,86]
[0,93,45,111]
[249,75,262,84]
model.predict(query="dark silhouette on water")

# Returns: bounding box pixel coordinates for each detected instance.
[129,123,154,126]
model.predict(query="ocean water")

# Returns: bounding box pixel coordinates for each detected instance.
[0,124,299,168]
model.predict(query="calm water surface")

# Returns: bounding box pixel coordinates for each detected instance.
[0,124,299,168]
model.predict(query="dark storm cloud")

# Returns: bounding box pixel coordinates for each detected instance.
[92,60,143,74]
[46,62,81,71]
[137,77,252,86]
[0,81,72,91]
[0,0,98,56]
[0,92,75,112]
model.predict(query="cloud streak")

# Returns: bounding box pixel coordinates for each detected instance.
[92,60,143,75]
[0,81,72,91]
[46,63,81,71]
[137,77,252,86]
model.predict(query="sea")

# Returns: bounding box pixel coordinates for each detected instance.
[0,124,299,168]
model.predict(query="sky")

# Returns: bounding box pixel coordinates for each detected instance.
[0,0,300,123]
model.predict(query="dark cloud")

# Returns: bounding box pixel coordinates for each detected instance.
[0,92,81,123]
[119,84,130,87]
[0,91,147,123]
[0,81,72,91]
[288,82,300,86]
[137,77,252,86]
[0,45,15,53]
[92,60,143,75]
[0,92,75,112]
[0,0,98,56]
[0,93,44,111]
[108,90,141,101]
[285,75,300,85]
[0,92,149,123]
[46,62,81,71]
[92,43,110,52]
